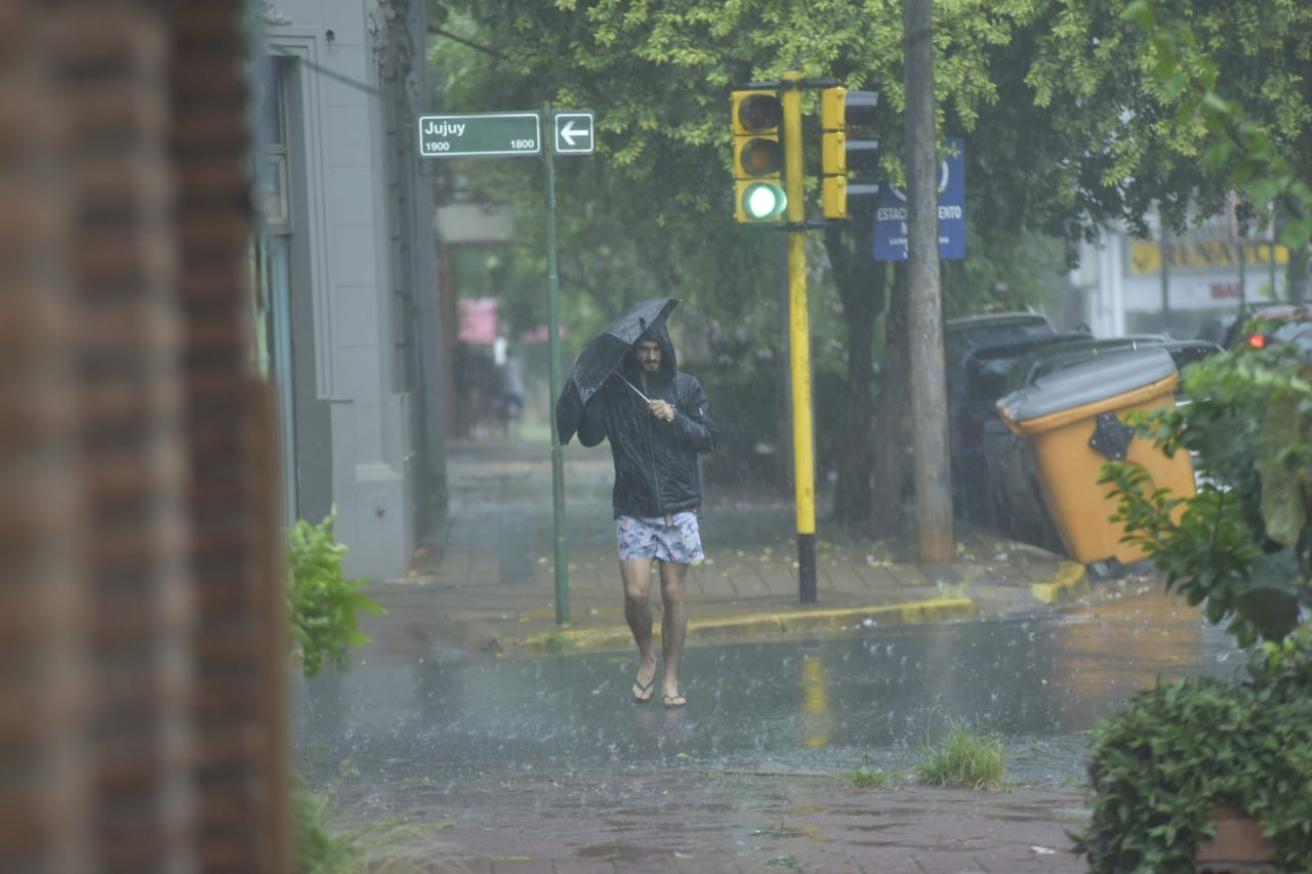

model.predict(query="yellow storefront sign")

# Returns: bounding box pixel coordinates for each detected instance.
[1129,239,1290,275]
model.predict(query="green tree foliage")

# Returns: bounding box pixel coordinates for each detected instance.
[430,0,1077,525]
[1031,0,1312,239]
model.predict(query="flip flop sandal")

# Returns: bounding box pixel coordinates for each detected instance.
[632,679,655,703]
[662,694,687,708]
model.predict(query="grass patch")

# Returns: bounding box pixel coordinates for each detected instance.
[542,629,577,652]
[297,791,360,874]
[845,755,890,789]
[915,724,1007,790]
[296,789,460,874]
[934,580,969,599]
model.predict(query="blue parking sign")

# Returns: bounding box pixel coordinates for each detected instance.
[873,138,965,261]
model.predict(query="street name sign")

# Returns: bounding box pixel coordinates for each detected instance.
[418,112,541,157]
[553,111,595,155]
[873,138,966,261]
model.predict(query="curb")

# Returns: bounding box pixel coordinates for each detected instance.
[1029,560,1089,605]
[518,596,977,653]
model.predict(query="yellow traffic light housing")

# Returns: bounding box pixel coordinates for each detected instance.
[731,89,787,223]
[820,86,880,220]
[821,87,848,176]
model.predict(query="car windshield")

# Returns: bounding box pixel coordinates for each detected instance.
[1274,322,1312,353]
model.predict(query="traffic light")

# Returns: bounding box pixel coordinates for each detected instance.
[731,89,787,223]
[820,87,880,220]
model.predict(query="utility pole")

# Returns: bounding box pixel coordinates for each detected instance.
[1160,222,1171,314]
[903,0,955,563]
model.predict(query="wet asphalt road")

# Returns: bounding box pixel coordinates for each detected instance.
[297,588,1234,801]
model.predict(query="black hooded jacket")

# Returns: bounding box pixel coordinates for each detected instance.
[577,321,716,518]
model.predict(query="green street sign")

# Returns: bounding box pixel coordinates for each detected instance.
[418,113,541,157]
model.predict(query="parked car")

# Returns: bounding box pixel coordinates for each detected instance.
[948,332,1086,523]
[945,312,1054,377]
[944,313,1056,522]
[1219,303,1312,350]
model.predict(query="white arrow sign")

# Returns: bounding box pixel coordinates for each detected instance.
[553,111,595,155]
[559,120,589,146]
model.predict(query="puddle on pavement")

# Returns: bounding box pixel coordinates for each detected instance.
[297,591,1238,821]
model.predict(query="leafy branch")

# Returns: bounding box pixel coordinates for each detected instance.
[1122,0,1312,250]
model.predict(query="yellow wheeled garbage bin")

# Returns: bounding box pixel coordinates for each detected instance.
[995,347,1196,565]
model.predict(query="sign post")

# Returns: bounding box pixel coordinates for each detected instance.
[418,108,595,628]
[541,102,570,626]
[874,138,966,261]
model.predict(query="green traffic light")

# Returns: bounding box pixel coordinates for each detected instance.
[743,182,787,221]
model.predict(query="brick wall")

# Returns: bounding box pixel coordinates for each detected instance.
[0,3,91,871]
[167,2,290,870]
[0,3,289,872]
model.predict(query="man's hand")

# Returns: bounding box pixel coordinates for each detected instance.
[648,399,675,423]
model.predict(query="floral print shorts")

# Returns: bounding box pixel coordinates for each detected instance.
[615,512,704,564]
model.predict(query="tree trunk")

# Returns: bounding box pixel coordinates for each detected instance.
[871,265,914,538]
[904,0,955,562]
[825,224,886,528]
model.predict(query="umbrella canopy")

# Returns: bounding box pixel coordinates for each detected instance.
[555,297,678,444]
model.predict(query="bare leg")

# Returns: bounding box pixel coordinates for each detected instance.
[659,560,688,703]
[619,558,657,700]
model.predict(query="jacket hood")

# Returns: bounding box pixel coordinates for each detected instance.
[624,319,677,381]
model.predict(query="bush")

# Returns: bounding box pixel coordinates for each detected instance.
[1076,649,1312,872]
[287,509,384,677]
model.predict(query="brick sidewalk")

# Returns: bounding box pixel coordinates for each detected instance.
[344,771,1088,873]
[362,440,1090,658]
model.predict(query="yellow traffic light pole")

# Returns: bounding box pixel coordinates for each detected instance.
[781,72,818,602]
[732,73,862,603]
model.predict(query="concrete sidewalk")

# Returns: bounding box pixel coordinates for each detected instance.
[363,439,1090,658]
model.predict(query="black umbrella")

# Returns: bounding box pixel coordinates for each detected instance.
[555,297,678,444]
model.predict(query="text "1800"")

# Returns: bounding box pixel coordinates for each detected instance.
[510,139,536,149]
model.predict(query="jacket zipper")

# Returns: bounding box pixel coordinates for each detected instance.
[642,374,665,520]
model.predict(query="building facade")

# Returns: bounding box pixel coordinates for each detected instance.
[1071,218,1290,340]
[255,0,445,580]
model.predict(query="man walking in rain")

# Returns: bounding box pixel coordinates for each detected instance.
[577,318,715,708]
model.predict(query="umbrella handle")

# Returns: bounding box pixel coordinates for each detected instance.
[613,372,650,404]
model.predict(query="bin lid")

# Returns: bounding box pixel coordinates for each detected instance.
[997,347,1177,423]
